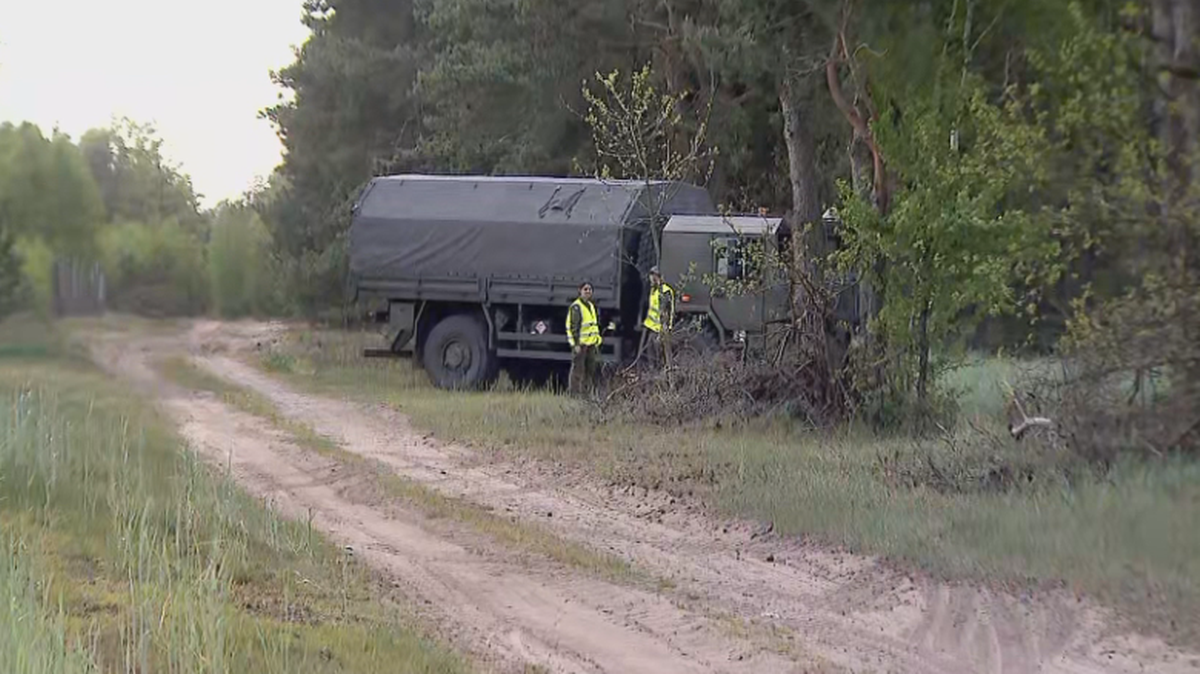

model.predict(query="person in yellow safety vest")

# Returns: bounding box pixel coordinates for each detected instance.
[566,281,602,395]
[643,266,675,367]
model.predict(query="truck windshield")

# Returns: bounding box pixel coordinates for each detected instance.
[715,236,749,280]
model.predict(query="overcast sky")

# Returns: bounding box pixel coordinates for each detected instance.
[0,0,312,207]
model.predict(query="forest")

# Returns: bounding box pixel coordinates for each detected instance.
[2,0,1198,452]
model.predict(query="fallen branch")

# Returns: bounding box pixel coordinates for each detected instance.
[1009,415,1055,440]
[1005,381,1055,439]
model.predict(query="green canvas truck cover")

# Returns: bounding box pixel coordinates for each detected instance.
[348,175,715,289]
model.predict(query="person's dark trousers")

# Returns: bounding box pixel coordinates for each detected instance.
[644,331,668,369]
[569,345,598,395]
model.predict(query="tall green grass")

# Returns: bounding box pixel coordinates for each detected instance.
[941,354,1058,419]
[262,327,1200,647]
[0,318,471,673]
[0,535,96,674]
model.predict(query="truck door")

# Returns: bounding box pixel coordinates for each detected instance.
[711,234,766,334]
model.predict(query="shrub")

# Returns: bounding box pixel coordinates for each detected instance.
[99,219,208,317]
[1,232,33,319]
[276,233,350,322]
[207,207,282,318]
[1025,277,1200,463]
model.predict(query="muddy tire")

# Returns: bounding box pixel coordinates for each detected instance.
[422,314,497,390]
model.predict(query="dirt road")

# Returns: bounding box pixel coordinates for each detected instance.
[89,320,1199,674]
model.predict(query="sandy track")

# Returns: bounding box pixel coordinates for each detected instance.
[90,321,1200,674]
[90,329,807,674]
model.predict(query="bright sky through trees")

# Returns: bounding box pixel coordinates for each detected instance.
[0,0,310,206]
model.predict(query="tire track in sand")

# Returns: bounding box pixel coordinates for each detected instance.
[90,330,814,674]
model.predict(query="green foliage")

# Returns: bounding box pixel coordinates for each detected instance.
[0,537,96,674]
[277,232,350,321]
[0,118,210,319]
[0,122,108,317]
[263,0,425,258]
[76,120,210,318]
[99,220,208,317]
[1021,5,1200,460]
[833,2,1151,413]
[836,75,1053,381]
[415,0,629,174]
[79,119,204,229]
[687,0,847,210]
[0,123,105,257]
[579,64,719,274]
[580,64,717,185]
[262,0,828,310]
[12,238,52,317]
[1022,4,1154,304]
[0,228,22,320]
[258,1,432,312]
[208,204,281,318]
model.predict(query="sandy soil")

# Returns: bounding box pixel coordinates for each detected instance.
[86,319,1200,674]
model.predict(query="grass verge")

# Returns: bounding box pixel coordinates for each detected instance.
[0,536,94,674]
[0,316,471,674]
[157,355,641,586]
[256,325,1200,648]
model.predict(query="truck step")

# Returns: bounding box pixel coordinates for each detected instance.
[362,348,402,359]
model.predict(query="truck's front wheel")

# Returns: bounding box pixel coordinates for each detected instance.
[422,314,497,390]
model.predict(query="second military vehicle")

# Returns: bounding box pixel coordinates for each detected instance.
[348,174,797,389]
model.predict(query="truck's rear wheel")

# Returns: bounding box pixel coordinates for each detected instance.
[422,314,497,390]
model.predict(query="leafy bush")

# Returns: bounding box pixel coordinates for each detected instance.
[1033,278,1200,462]
[276,233,350,322]
[99,220,208,317]
[207,206,282,318]
[10,237,54,317]
[0,230,27,320]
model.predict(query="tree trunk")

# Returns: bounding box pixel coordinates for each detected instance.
[848,135,873,204]
[1152,0,1200,186]
[1152,0,1200,254]
[1151,0,1200,382]
[916,301,932,405]
[825,19,890,217]
[779,76,825,279]
[781,75,851,383]
[848,136,882,333]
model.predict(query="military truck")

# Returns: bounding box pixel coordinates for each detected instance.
[348,174,795,389]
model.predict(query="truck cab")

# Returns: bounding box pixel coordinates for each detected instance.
[658,214,791,348]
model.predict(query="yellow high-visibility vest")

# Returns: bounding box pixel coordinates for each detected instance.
[643,283,675,333]
[568,298,602,347]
